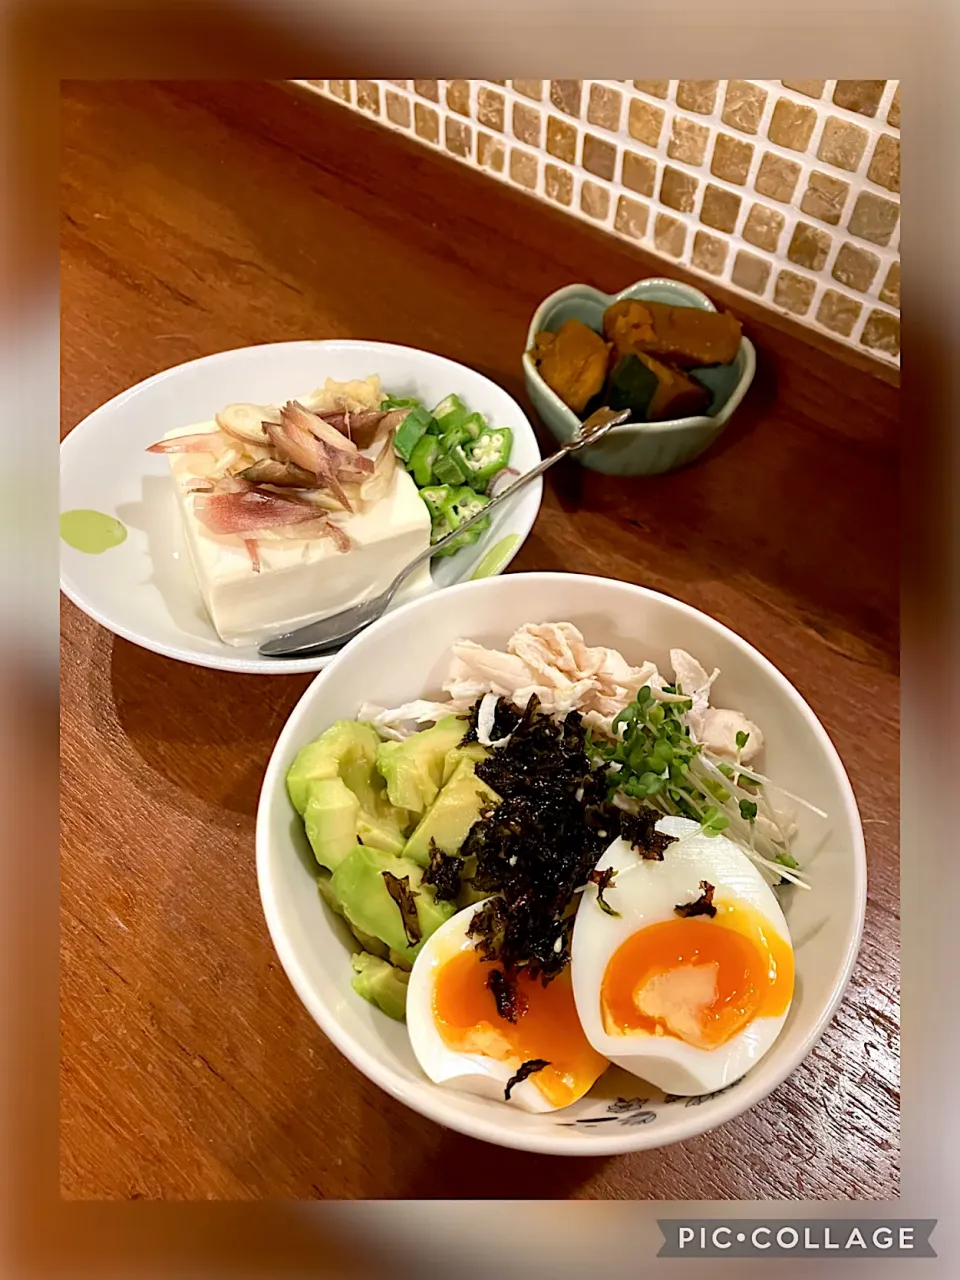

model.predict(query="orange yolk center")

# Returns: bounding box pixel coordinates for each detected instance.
[600,903,794,1050]
[433,949,608,1107]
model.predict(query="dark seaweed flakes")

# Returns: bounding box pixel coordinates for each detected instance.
[504,1058,551,1101]
[460,695,663,982]
[421,841,464,901]
[487,968,527,1023]
[674,880,717,919]
[381,871,421,946]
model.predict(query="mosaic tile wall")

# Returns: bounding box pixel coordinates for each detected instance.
[301,79,901,367]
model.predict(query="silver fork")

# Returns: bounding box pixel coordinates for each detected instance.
[259,406,630,658]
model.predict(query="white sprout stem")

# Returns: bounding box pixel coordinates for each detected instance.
[728,764,829,819]
[691,754,795,851]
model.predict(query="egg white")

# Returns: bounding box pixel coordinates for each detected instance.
[406,901,560,1114]
[571,817,794,1097]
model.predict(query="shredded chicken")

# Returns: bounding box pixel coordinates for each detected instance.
[364,624,767,759]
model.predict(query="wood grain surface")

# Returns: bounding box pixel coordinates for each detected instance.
[60,80,900,1201]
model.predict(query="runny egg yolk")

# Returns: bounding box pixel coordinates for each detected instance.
[433,949,608,1107]
[601,902,794,1050]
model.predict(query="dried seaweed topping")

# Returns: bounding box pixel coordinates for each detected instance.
[617,809,676,861]
[487,968,527,1023]
[504,1058,551,1101]
[674,880,717,919]
[421,842,464,902]
[460,695,665,982]
[460,696,522,746]
[589,867,621,917]
[466,896,510,963]
[381,871,422,945]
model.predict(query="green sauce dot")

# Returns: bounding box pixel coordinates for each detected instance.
[471,534,520,580]
[60,510,127,554]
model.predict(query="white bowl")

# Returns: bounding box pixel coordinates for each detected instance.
[257,572,866,1154]
[59,340,542,674]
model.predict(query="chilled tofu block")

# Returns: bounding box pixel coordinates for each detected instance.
[165,424,431,646]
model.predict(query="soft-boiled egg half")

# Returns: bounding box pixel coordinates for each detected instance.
[407,901,609,1112]
[572,816,795,1097]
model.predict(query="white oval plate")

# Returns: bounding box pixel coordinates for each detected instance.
[60,341,543,674]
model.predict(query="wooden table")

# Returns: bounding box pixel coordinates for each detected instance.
[60,80,899,1200]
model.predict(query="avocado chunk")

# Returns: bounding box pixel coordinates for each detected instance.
[441,741,490,786]
[318,873,389,956]
[357,808,407,855]
[304,777,360,871]
[287,720,382,814]
[289,719,410,856]
[351,952,410,1021]
[403,757,500,867]
[331,844,456,965]
[376,716,467,814]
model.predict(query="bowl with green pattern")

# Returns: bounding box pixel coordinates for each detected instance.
[523,277,756,476]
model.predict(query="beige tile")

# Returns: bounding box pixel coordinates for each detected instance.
[328,80,351,102]
[588,84,623,131]
[477,132,505,173]
[654,212,686,257]
[509,148,538,190]
[512,101,542,147]
[767,97,816,151]
[754,152,801,202]
[832,241,880,291]
[488,80,507,86]
[848,191,899,246]
[445,117,472,158]
[860,309,900,356]
[413,80,439,102]
[385,91,411,129]
[622,150,657,197]
[676,80,718,114]
[386,80,408,89]
[711,133,754,185]
[581,180,611,221]
[614,195,650,240]
[867,134,900,193]
[818,116,868,172]
[446,79,471,117]
[667,116,709,165]
[833,80,886,118]
[800,171,850,225]
[774,269,816,315]
[787,222,832,271]
[633,79,670,99]
[692,230,728,276]
[660,165,698,213]
[817,289,863,337]
[356,81,381,114]
[512,79,543,101]
[546,115,577,164]
[550,80,582,117]
[544,163,573,205]
[477,86,505,132]
[781,79,825,99]
[700,184,742,233]
[879,261,900,309]
[742,203,785,251]
[732,251,772,295]
[887,84,900,128]
[583,133,617,181]
[628,98,665,147]
[414,102,439,144]
[722,80,768,134]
